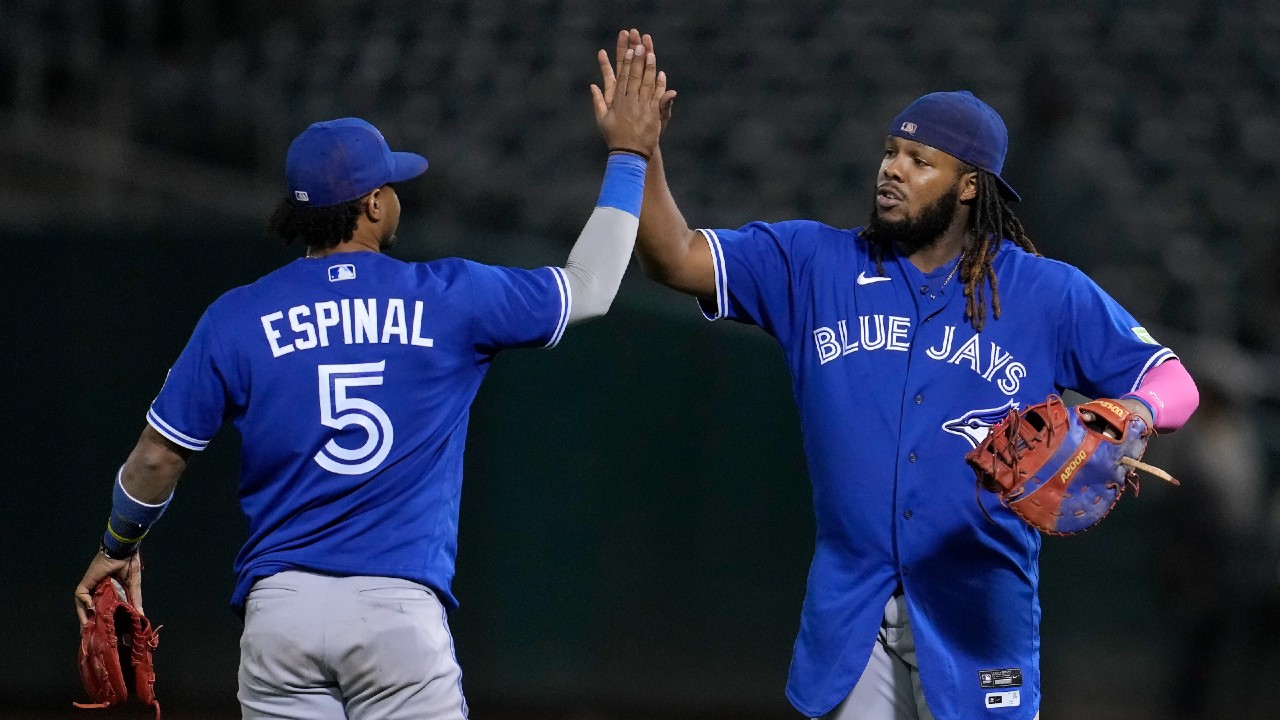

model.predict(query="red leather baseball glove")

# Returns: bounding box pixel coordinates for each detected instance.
[74,577,161,719]
[965,395,1178,535]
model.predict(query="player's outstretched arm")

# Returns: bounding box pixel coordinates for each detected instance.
[599,30,714,301]
[559,38,667,323]
[74,425,189,625]
[636,146,716,300]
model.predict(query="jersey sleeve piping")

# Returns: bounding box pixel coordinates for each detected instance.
[146,407,210,451]
[545,266,571,348]
[697,228,727,321]
[1129,347,1178,393]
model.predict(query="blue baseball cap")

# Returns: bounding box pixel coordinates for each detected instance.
[888,91,1020,202]
[285,118,428,207]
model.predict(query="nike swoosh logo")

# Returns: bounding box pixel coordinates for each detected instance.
[856,272,891,285]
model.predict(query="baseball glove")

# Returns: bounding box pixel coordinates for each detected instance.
[965,395,1178,535]
[74,577,161,719]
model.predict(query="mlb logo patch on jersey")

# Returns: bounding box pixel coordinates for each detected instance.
[978,668,1023,688]
[328,264,357,282]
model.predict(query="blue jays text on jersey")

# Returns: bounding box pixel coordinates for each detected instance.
[812,317,1029,395]
[144,252,570,614]
[696,220,1174,720]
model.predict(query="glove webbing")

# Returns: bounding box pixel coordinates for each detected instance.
[975,403,1059,524]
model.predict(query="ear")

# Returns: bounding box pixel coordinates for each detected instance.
[958,170,978,203]
[364,188,385,221]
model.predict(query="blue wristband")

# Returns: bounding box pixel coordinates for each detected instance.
[596,152,647,217]
[101,467,173,558]
[1121,393,1157,427]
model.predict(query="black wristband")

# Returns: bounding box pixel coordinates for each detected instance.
[99,540,138,561]
[608,147,651,162]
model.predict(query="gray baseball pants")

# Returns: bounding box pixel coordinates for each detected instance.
[820,594,1041,720]
[238,570,467,720]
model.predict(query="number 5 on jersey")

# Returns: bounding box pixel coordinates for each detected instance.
[316,362,395,475]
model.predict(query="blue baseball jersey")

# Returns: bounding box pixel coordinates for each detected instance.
[146,252,570,613]
[698,220,1175,720]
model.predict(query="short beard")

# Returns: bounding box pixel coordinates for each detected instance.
[380,232,398,251]
[867,184,961,256]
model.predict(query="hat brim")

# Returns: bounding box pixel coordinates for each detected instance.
[388,152,429,183]
[994,175,1021,203]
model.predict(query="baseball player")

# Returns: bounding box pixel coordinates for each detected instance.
[608,30,1200,720]
[73,46,670,719]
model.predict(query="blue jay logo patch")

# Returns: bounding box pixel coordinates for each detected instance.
[943,400,1020,448]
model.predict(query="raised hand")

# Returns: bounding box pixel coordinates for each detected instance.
[593,29,677,132]
[591,42,666,159]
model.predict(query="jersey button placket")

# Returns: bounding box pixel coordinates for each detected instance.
[908,452,917,463]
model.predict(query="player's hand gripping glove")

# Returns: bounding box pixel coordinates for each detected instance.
[74,577,161,719]
[965,396,1178,535]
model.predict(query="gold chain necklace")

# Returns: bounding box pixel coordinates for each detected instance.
[930,251,965,300]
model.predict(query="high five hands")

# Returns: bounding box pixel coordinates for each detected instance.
[592,29,678,157]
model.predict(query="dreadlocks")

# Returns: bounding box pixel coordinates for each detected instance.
[958,169,1038,331]
[864,168,1038,332]
[267,195,365,251]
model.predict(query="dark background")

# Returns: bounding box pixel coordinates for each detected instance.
[4,1,1279,718]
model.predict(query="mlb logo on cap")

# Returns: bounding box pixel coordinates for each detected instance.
[286,117,429,207]
[888,90,1021,201]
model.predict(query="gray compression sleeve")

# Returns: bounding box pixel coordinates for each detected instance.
[563,206,639,323]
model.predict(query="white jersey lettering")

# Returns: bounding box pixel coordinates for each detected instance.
[925,325,955,360]
[411,301,434,347]
[261,298,436,356]
[948,333,983,373]
[353,299,378,344]
[814,317,1026,395]
[382,299,408,345]
[814,326,841,365]
[315,301,340,347]
[983,343,1015,381]
[999,362,1026,395]
[261,311,294,358]
[340,299,354,344]
[289,306,318,350]
[886,316,911,352]
[860,314,886,350]
[837,320,859,355]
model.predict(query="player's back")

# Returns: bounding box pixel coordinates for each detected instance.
[147,251,569,610]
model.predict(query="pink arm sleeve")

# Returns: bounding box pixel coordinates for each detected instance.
[1123,358,1199,432]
